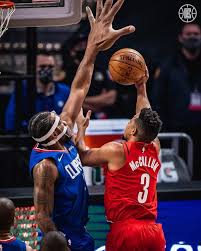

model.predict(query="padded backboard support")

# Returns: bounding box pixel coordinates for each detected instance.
[9,0,82,27]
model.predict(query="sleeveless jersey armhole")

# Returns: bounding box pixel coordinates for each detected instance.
[152,142,160,157]
[123,142,130,159]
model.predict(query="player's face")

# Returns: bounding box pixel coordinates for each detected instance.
[123,113,139,140]
[49,113,72,144]
[57,119,72,143]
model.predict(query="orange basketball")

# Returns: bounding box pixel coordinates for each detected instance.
[108,48,146,85]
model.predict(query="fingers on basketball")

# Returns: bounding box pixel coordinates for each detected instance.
[109,48,147,85]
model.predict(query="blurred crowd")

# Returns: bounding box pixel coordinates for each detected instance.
[0,197,70,251]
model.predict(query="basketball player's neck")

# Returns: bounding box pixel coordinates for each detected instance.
[127,135,149,143]
[127,135,138,142]
[0,230,12,240]
[46,142,66,151]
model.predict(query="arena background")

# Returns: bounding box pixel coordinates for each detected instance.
[0,0,201,250]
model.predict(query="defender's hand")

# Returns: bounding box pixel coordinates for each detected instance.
[87,0,135,52]
[81,110,92,131]
[75,110,91,147]
[77,110,92,131]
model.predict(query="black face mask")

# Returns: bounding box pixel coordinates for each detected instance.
[181,37,201,53]
[38,67,54,85]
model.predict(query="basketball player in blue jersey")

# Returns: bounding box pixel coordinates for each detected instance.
[0,198,33,251]
[28,0,135,250]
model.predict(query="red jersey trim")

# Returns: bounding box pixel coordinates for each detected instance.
[0,236,16,243]
[123,142,130,159]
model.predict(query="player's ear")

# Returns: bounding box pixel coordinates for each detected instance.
[130,127,137,136]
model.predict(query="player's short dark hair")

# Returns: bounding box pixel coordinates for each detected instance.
[0,198,15,231]
[28,112,55,139]
[40,231,69,251]
[136,108,162,142]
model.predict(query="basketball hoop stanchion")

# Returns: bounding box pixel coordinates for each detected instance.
[0,1,15,38]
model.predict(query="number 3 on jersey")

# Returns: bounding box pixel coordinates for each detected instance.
[138,173,150,204]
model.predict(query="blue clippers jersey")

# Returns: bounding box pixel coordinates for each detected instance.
[29,140,89,235]
[0,237,26,251]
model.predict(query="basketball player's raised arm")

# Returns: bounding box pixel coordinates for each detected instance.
[60,0,135,129]
[79,141,125,168]
[33,160,58,233]
[135,68,161,153]
[135,67,151,114]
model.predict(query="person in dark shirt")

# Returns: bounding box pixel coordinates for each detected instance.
[152,23,201,179]
[5,53,70,132]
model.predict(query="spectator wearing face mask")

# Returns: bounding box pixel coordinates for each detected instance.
[152,23,201,180]
[5,53,70,132]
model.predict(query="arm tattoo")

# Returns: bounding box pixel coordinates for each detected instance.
[33,161,57,233]
[36,214,57,233]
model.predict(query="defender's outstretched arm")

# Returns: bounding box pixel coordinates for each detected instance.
[60,0,135,129]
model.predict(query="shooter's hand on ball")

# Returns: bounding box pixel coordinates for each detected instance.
[135,66,150,114]
[86,0,135,52]
[135,65,149,88]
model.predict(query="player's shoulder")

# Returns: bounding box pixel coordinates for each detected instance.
[103,141,124,154]
[33,158,58,178]
[35,158,57,169]
[152,138,160,155]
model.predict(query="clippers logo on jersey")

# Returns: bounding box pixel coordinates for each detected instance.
[129,156,160,172]
[65,154,83,179]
